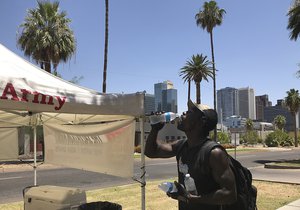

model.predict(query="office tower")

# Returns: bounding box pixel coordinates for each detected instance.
[238,87,256,120]
[255,94,271,121]
[144,93,155,115]
[162,89,178,113]
[217,87,239,123]
[264,99,299,132]
[154,82,167,111]
[154,80,177,113]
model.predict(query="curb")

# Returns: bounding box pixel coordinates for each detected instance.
[253,179,300,185]
[264,162,300,169]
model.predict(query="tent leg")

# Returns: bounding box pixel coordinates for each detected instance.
[140,118,146,210]
[33,125,37,186]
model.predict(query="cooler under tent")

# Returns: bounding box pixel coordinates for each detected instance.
[0,44,148,210]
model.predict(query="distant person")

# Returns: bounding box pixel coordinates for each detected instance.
[145,100,237,210]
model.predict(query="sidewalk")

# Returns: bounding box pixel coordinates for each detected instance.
[277,199,300,210]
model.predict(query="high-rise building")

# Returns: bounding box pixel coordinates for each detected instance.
[255,94,272,121]
[264,99,299,131]
[154,80,177,113]
[162,89,178,113]
[217,87,239,123]
[144,93,155,115]
[154,82,167,112]
[238,87,256,120]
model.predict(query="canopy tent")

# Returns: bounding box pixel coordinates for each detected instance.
[0,44,148,209]
[0,43,144,116]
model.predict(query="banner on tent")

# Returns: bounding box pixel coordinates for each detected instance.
[0,128,18,160]
[43,118,135,177]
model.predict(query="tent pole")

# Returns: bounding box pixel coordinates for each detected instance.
[140,118,146,210]
[33,125,37,186]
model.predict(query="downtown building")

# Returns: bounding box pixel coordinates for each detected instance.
[135,81,180,146]
[154,80,178,113]
[217,87,256,128]
[144,93,155,115]
[264,99,299,132]
[217,87,239,124]
[255,94,272,121]
[238,87,256,120]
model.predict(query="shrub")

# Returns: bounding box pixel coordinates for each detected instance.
[210,131,231,144]
[241,131,260,145]
[265,130,293,147]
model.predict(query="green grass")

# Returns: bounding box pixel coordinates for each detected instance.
[1,180,300,210]
[227,148,261,153]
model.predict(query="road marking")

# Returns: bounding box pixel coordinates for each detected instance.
[0,176,23,181]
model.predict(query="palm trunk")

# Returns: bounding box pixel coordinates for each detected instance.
[188,80,191,101]
[294,113,298,147]
[196,82,201,104]
[45,61,51,73]
[210,31,217,141]
[102,0,109,93]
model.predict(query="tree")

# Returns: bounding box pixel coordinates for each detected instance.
[102,0,109,93]
[287,0,300,41]
[287,1,300,77]
[245,119,254,131]
[273,115,286,131]
[179,54,213,104]
[285,88,300,147]
[195,0,226,139]
[17,1,76,74]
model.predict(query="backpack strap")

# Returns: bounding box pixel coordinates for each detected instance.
[198,140,226,174]
[175,139,188,162]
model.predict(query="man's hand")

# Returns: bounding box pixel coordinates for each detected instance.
[150,111,166,131]
[166,181,191,203]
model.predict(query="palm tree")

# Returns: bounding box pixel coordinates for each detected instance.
[17,1,76,74]
[195,1,225,141]
[287,0,300,77]
[195,1,226,110]
[273,115,286,131]
[245,119,254,131]
[287,0,300,41]
[102,0,109,93]
[179,54,213,104]
[285,88,300,147]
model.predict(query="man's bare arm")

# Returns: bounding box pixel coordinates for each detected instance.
[144,123,178,158]
[188,148,237,205]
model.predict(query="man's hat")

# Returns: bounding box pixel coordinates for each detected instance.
[187,99,218,131]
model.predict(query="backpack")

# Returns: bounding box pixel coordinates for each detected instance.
[201,140,258,210]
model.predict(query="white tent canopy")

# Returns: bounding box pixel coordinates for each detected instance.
[0,43,144,117]
[0,43,145,170]
[0,43,148,210]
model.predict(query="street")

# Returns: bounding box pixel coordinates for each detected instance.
[0,148,299,204]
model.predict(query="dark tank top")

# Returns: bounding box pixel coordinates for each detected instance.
[175,139,222,210]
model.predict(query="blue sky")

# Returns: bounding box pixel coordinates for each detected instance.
[1,0,299,114]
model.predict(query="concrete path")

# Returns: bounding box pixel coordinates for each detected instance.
[277,199,300,210]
